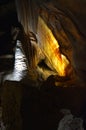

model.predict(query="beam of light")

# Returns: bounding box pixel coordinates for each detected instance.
[37,16,69,76]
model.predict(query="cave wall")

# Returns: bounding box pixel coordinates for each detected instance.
[54,0,86,35]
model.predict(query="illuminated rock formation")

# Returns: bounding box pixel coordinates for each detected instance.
[15,0,86,85]
[37,16,69,76]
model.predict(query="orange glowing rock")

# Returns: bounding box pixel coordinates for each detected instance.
[37,16,69,76]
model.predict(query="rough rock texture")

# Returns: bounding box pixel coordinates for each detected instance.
[57,109,84,130]
[1,1,86,130]
[38,3,86,85]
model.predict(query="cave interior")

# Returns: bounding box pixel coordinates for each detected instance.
[0,0,86,130]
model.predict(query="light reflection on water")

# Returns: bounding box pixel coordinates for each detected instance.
[5,40,27,81]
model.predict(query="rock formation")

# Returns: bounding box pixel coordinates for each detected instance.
[1,1,86,130]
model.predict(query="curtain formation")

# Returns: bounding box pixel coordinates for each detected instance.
[15,0,39,34]
[15,0,40,68]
